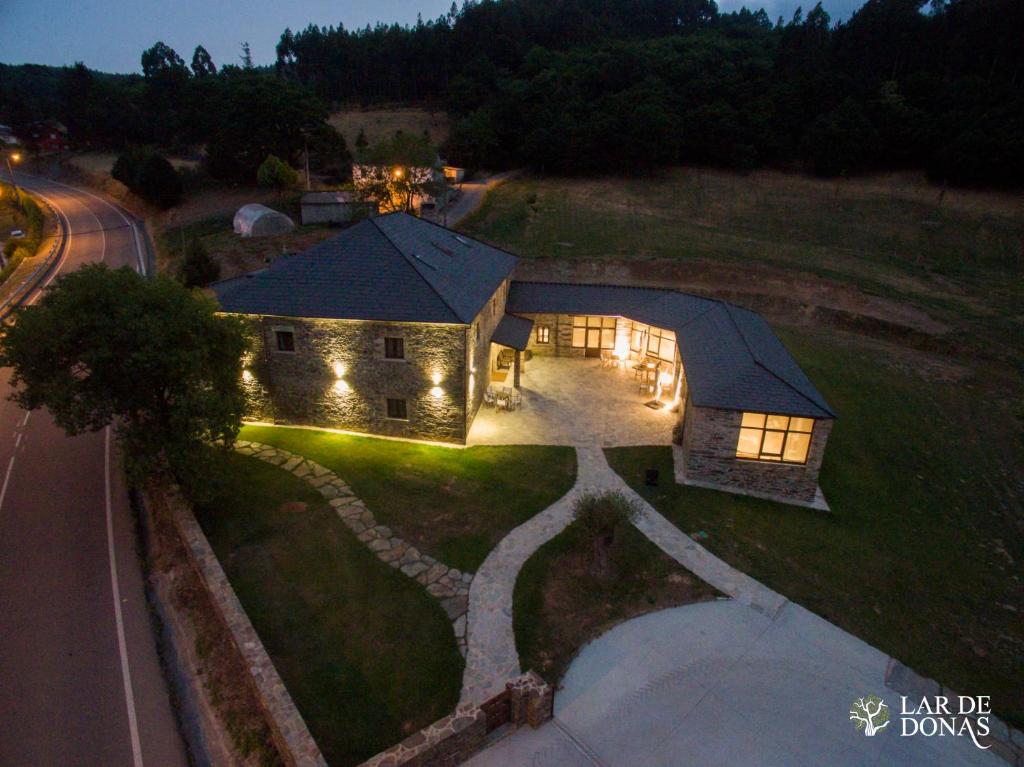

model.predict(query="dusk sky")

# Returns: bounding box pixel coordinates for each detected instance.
[1,0,865,75]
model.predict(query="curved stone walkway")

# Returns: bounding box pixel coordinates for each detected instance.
[235,441,472,653]
[460,446,617,705]
[459,445,788,705]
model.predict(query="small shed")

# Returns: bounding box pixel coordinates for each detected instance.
[233,204,295,238]
[300,191,379,225]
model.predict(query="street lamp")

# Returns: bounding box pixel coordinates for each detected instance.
[5,151,21,206]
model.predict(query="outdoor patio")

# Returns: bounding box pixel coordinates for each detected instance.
[467,356,676,447]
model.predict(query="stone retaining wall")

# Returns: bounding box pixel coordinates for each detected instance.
[157,483,327,767]
[359,672,553,767]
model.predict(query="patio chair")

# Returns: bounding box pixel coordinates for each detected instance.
[483,386,496,408]
[600,350,613,368]
[495,387,511,411]
[509,389,522,411]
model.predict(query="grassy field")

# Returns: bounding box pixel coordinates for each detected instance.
[460,170,1024,359]
[67,151,199,177]
[514,515,720,685]
[329,106,450,151]
[194,452,463,766]
[240,425,577,572]
[607,324,1024,727]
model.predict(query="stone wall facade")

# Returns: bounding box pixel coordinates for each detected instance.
[466,280,510,432]
[239,314,469,443]
[359,671,553,767]
[679,396,832,504]
[518,313,632,359]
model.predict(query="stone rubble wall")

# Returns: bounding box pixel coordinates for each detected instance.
[359,672,553,767]
[238,315,469,444]
[157,482,328,767]
[236,441,473,654]
[679,396,831,504]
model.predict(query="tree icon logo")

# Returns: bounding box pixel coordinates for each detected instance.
[849,696,890,736]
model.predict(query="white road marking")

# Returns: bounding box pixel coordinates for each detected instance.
[26,176,146,275]
[12,183,147,762]
[105,426,145,767]
[0,412,28,514]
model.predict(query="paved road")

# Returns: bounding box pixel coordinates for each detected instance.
[469,601,1004,767]
[0,176,188,767]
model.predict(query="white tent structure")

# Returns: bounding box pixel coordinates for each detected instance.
[233,204,295,238]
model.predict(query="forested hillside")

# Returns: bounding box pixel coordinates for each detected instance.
[1,0,1021,186]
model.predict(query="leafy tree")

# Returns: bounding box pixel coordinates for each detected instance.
[0,265,245,491]
[141,41,188,78]
[355,127,369,153]
[240,42,254,70]
[112,147,182,208]
[180,238,221,288]
[191,46,217,77]
[801,98,879,177]
[354,131,442,212]
[204,76,333,180]
[572,491,639,580]
[257,154,299,192]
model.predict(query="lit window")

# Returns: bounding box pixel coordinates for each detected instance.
[571,316,615,349]
[386,398,408,420]
[274,330,295,352]
[384,337,405,359]
[536,326,550,344]
[736,412,814,464]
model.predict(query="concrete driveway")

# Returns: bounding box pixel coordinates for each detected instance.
[468,600,1003,767]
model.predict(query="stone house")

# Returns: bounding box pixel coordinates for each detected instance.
[213,213,835,507]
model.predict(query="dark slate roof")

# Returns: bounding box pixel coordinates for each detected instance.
[507,281,834,419]
[212,213,517,324]
[492,314,535,350]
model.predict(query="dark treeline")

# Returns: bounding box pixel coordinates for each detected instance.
[0,49,346,183]
[277,0,1024,186]
[1,0,1022,187]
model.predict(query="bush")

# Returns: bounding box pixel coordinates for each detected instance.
[572,491,640,579]
[112,147,182,208]
[179,238,220,288]
[256,154,298,192]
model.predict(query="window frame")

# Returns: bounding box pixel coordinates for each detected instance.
[735,412,814,465]
[536,325,551,344]
[383,336,405,360]
[272,327,295,353]
[571,316,616,349]
[385,398,408,420]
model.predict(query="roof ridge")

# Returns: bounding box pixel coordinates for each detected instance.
[414,215,525,262]
[722,304,834,417]
[370,215,466,324]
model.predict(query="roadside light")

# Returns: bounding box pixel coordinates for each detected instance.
[393,167,403,179]
[10,153,21,163]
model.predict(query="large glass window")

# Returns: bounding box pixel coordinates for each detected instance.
[629,322,675,362]
[736,413,814,463]
[571,316,615,349]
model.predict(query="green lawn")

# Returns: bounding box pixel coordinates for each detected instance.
[239,425,577,572]
[606,327,1024,727]
[514,515,720,685]
[194,452,463,766]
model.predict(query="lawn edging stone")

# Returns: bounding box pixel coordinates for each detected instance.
[236,440,472,653]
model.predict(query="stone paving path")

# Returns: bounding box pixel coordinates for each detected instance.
[235,441,473,653]
[460,445,788,705]
[460,446,618,705]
